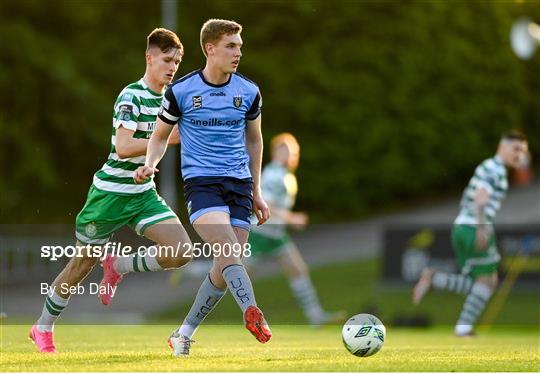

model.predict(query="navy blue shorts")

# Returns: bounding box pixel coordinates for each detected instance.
[183,176,253,230]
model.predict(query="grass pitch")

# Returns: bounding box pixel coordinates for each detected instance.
[2,259,538,371]
[159,259,540,327]
[1,324,539,372]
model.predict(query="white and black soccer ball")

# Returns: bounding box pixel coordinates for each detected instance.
[342,313,386,357]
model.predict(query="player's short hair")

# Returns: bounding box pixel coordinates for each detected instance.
[501,130,527,142]
[147,28,183,55]
[200,19,242,57]
[271,133,300,152]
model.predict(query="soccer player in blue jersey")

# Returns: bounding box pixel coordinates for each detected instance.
[134,19,271,356]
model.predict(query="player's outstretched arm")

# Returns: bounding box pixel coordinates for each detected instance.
[268,205,308,229]
[133,118,174,184]
[246,114,270,225]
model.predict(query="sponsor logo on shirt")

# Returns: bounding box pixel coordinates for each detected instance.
[189,118,242,126]
[192,96,203,109]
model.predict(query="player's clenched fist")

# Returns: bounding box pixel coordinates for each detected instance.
[133,165,159,184]
[253,193,270,226]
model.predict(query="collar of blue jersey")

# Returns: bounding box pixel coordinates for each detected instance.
[198,68,232,88]
[493,154,504,165]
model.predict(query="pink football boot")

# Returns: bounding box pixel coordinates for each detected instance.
[99,255,123,305]
[29,325,56,353]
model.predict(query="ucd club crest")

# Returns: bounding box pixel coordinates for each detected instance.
[233,96,242,108]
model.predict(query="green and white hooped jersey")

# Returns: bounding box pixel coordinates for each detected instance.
[252,161,298,237]
[455,155,508,226]
[93,79,162,194]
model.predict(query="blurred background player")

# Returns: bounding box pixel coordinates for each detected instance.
[29,28,192,353]
[247,133,345,326]
[412,130,529,336]
[134,19,271,356]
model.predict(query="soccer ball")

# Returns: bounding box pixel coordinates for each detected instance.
[342,313,386,357]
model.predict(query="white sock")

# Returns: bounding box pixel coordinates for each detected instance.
[455,282,493,333]
[36,291,70,332]
[289,276,325,323]
[454,323,474,335]
[114,251,163,274]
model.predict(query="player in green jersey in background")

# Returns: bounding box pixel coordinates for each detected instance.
[248,133,345,326]
[413,130,528,336]
[30,28,192,353]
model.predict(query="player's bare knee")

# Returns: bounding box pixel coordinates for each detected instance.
[476,274,497,292]
[283,261,307,278]
[490,274,499,290]
[294,260,309,277]
[194,222,238,247]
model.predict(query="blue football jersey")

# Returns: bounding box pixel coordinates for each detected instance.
[158,69,262,180]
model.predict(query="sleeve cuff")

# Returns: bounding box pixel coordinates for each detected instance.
[158,110,180,125]
[246,110,261,121]
[113,120,137,131]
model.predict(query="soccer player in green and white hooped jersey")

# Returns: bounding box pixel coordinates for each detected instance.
[413,131,528,336]
[29,28,193,353]
[247,133,345,326]
[93,84,163,195]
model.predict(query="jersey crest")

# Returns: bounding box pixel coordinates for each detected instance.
[233,95,242,108]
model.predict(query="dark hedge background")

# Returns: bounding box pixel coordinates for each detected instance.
[1,0,538,223]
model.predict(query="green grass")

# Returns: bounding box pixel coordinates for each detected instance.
[158,259,540,327]
[2,258,539,371]
[1,324,539,371]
